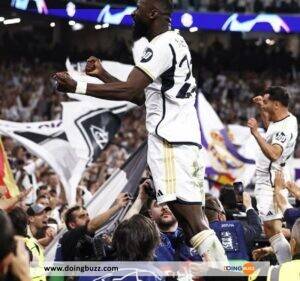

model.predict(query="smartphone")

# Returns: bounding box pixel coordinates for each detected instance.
[233,182,244,196]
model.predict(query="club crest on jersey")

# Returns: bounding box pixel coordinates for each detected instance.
[141,47,153,62]
[275,132,286,143]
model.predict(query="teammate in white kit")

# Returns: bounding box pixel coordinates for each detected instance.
[248,86,298,264]
[53,0,228,263]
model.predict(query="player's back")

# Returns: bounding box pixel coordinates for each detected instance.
[136,31,201,147]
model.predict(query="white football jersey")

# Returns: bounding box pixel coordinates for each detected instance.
[136,30,201,147]
[256,113,298,185]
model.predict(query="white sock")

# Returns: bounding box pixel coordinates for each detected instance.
[190,229,229,264]
[269,233,292,264]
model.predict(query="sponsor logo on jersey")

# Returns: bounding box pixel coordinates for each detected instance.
[275,132,287,143]
[141,48,153,63]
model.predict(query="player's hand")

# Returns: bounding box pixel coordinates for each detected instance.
[247,118,259,135]
[252,246,273,261]
[52,71,77,93]
[252,95,264,107]
[274,171,285,191]
[85,56,104,79]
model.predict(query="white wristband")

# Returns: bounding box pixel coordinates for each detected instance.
[75,81,87,95]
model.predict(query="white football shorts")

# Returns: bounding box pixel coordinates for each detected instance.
[147,134,205,205]
[255,182,289,222]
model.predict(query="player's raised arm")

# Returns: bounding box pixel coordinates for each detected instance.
[52,66,151,105]
[247,117,283,161]
[253,95,270,129]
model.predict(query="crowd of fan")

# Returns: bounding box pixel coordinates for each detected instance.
[1,171,300,280]
[176,0,300,13]
[1,33,300,280]
[101,0,300,13]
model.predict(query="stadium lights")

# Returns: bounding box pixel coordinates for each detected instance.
[3,18,21,25]
[181,13,193,28]
[189,27,198,32]
[68,20,76,26]
[50,22,55,28]
[66,2,76,17]
[266,38,275,46]
[72,22,84,31]
[95,24,102,30]
[0,17,5,22]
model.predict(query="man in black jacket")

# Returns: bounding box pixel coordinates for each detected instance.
[205,192,262,260]
[60,193,129,261]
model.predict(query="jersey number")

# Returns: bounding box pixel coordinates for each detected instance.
[176,55,196,99]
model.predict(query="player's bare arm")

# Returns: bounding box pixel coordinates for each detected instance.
[253,95,270,129]
[52,67,150,105]
[247,117,282,161]
[85,56,120,83]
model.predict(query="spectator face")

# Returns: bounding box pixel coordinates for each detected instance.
[38,187,50,197]
[48,174,59,188]
[149,201,177,230]
[16,147,26,161]
[28,210,49,230]
[36,197,50,207]
[70,208,90,229]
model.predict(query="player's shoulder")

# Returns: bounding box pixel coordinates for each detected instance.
[283,113,298,128]
[151,30,188,49]
[288,113,298,123]
[271,113,297,127]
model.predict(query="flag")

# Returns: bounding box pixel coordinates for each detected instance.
[45,141,147,262]
[0,137,19,198]
[0,106,121,204]
[197,93,258,186]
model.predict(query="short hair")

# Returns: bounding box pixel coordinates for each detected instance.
[0,210,15,260]
[219,185,237,209]
[154,0,173,14]
[146,197,155,210]
[8,207,28,237]
[64,205,82,230]
[291,218,300,247]
[265,86,289,107]
[112,214,160,261]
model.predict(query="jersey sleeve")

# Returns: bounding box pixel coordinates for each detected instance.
[271,127,291,151]
[135,39,173,81]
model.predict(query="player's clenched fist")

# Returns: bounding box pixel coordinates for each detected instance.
[247,118,258,135]
[85,56,104,78]
[52,71,76,93]
[252,95,264,107]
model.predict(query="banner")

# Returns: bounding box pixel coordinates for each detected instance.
[197,93,259,186]
[45,141,147,262]
[0,137,19,198]
[0,107,121,204]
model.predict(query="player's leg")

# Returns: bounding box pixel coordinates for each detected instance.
[167,201,228,263]
[147,135,228,263]
[255,184,291,264]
